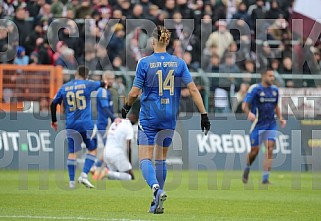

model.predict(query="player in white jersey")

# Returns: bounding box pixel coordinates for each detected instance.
[93,118,135,180]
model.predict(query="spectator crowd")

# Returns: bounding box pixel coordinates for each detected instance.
[0,0,321,113]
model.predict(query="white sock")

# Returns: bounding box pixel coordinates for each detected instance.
[107,171,132,180]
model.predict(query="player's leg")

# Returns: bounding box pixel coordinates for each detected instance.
[66,130,82,188]
[154,129,173,190]
[243,128,260,184]
[101,148,133,180]
[78,131,97,188]
[262,127,277,184]
[92,129,106,172]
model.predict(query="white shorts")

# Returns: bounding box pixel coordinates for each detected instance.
[104,147,132,172]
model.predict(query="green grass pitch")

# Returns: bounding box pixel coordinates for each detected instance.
[0,170,321,221]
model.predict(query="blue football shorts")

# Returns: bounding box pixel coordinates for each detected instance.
[137,125,174,148]
[66,129,97,153]
[250,122,277,147]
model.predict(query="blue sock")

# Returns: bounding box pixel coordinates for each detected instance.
[67,159,77,181]
[262,171,270,182]
[155,160,167,189]
[140,159,159,189]
[245,165,250,171]
[83,154,96,174]
[94,160,103,168]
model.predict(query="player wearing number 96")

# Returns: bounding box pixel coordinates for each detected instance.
[121,26,211,214]
[50,65,107,189]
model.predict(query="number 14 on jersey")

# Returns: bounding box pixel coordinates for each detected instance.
[156,70,174,96]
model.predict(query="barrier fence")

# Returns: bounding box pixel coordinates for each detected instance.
[0,65,63,112]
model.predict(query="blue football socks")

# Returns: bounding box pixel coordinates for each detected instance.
[140,159,159,189]
[67,159,77,181]
[83,154,96,174]
[262,171,270,182]
[155,160,167,189]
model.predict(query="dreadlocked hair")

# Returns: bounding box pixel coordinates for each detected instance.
[152,26,171,45]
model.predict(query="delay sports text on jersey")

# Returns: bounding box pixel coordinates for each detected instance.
[149,62,178,68]
[197,133,291,154]
[0,130,52,152]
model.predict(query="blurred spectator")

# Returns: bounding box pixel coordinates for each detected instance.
[205,20,234,58]
[256,41,283,72]
[182,51,197,72]
[200,14,214,50]
[179,87,196,112]
[78,43,97,70]
[206,53,220,73]
[56,47,77,69]
[53,41,67,64]
[112,9,126,27]
[125,27,149,70]
[0,4,4,19]
[147,5,161,25]
[168,39,184,58]
[267,18,290,41]
[180,27,201,64]
[75,0,93,19]
[108,23,125,62]
[2,0,15,17]
[176,0,193,19]
[39,97,49,113]
[114,76,126,98]
[270,59,285,87]
[24,22,44,55]
[29,51,39,65]
[232,82,249,113]
[219,53,240,73]
[14,46,29,65]
[280,56,293,74]
[13,6,32,47]
[231,2,252,28]
[112,55,126,72]
[222,0,242,23]
[265,0,284,21]
[171,11,184,40]
[51,0,75,18]
[32,37,51,65]
[249,0,267,31]
[241,59,255,84]
[164,0,176,18]
[59,20,82,58]
[127,4,144,31]
[96,43,113,70]
[140,0,151,17]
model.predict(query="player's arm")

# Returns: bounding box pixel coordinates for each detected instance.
[275,104,286,128]
[186,82,211,135]
[127,139,132,164]
[50,89,62,131]
[187,81,206,114]
[242,85,256,121]
[122,59,144,118]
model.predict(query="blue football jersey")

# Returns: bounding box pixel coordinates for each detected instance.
[244,83,279,125]
[133,52,193,129]
[52,79,101,131]
[96,87,114,130]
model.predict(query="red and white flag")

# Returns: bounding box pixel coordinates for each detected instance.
[291,0,321,41]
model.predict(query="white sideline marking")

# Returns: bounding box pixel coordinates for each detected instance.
[0,215,153,221]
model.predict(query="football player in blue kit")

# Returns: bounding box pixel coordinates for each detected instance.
[242,69,286,184]
[121,26,211,214]
[51,65,107,189]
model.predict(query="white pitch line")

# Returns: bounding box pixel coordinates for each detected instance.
[0,215,154,221]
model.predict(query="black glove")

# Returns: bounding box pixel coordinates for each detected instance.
[201,113,211,135]
[121,103,132,119]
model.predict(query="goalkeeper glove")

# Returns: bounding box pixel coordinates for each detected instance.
[121,103,131,119]
[201,113,211,135]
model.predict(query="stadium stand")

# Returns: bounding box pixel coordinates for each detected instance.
[0,0,320,113]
